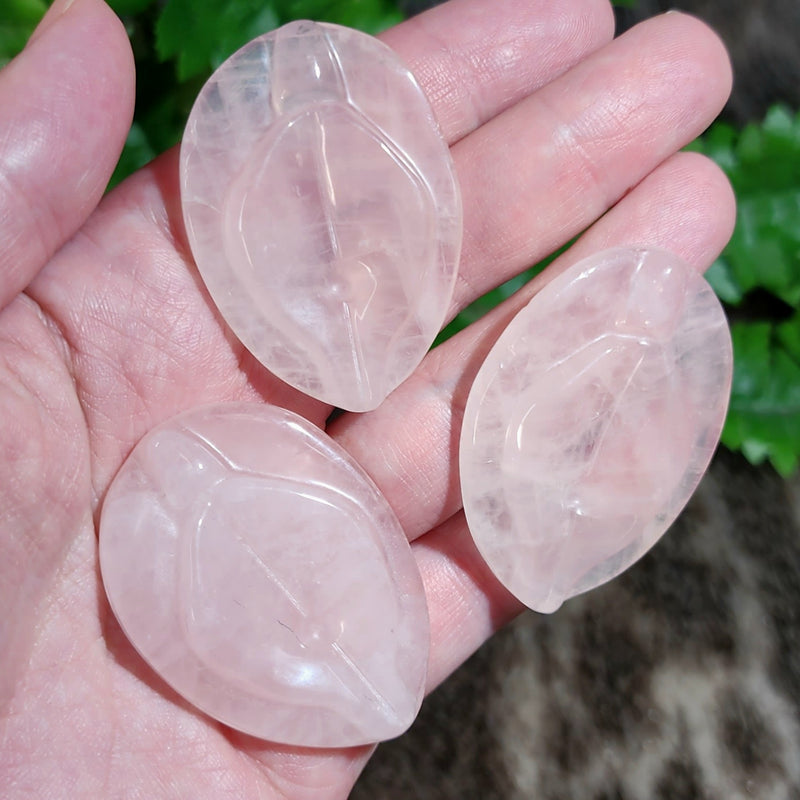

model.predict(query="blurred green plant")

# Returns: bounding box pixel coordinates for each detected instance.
[690,106,800,475]
[1,0,798,474]
[0,0,47,66]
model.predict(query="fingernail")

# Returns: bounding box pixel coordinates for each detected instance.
[27,0,79,46]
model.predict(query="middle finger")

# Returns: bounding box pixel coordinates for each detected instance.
[449,12,732,310]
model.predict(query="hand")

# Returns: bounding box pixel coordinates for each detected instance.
[0,0,734,797]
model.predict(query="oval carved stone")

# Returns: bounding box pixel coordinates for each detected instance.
[460,248,733,613]
[99,403,430,747]
[180,21,462,411]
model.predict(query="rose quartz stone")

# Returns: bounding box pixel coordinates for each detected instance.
[460,248,733,613]
[99,403,429,747]
[180,21,462,411]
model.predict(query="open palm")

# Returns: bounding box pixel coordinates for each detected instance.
[0,0,734,797]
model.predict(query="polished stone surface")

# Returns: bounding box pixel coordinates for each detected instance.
[99,403,429,747]
[460,248,733,613]
[180,21,462,411]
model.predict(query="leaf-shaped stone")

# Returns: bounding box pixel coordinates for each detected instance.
[459,248,733,613]
[99,403,429,747]
[180,21,462,411]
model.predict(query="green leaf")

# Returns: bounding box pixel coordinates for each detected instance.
[721,316,800,476]
[107,0,157,15]
[0,0,47,67]
[695,105,800,311]
[688,105,800,473]
[704,258,744,305]
[156,0,280,80]
[282,0,403,33]
[777,314,800,361]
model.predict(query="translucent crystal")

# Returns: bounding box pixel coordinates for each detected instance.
[99,403,429,747]
[180,21,462,411]
[459,248,733,613]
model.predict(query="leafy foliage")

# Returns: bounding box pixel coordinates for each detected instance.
[155,0,280,81]
[0,0,46,68]
[722,317,800,475]
[697,107,800,308]
[690,106,800,474]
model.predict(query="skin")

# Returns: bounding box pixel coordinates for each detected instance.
[0,0,734,797]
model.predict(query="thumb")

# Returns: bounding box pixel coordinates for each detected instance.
[0,0,135,312]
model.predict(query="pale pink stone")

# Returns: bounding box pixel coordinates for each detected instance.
[459,248,733,613]
[180,21,462,411]
[99,403,429,747]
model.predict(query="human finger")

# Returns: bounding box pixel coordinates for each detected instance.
[448,11,732,311]
[0,0,134,312]
[380,0,615,144]
[415,511,522,692]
